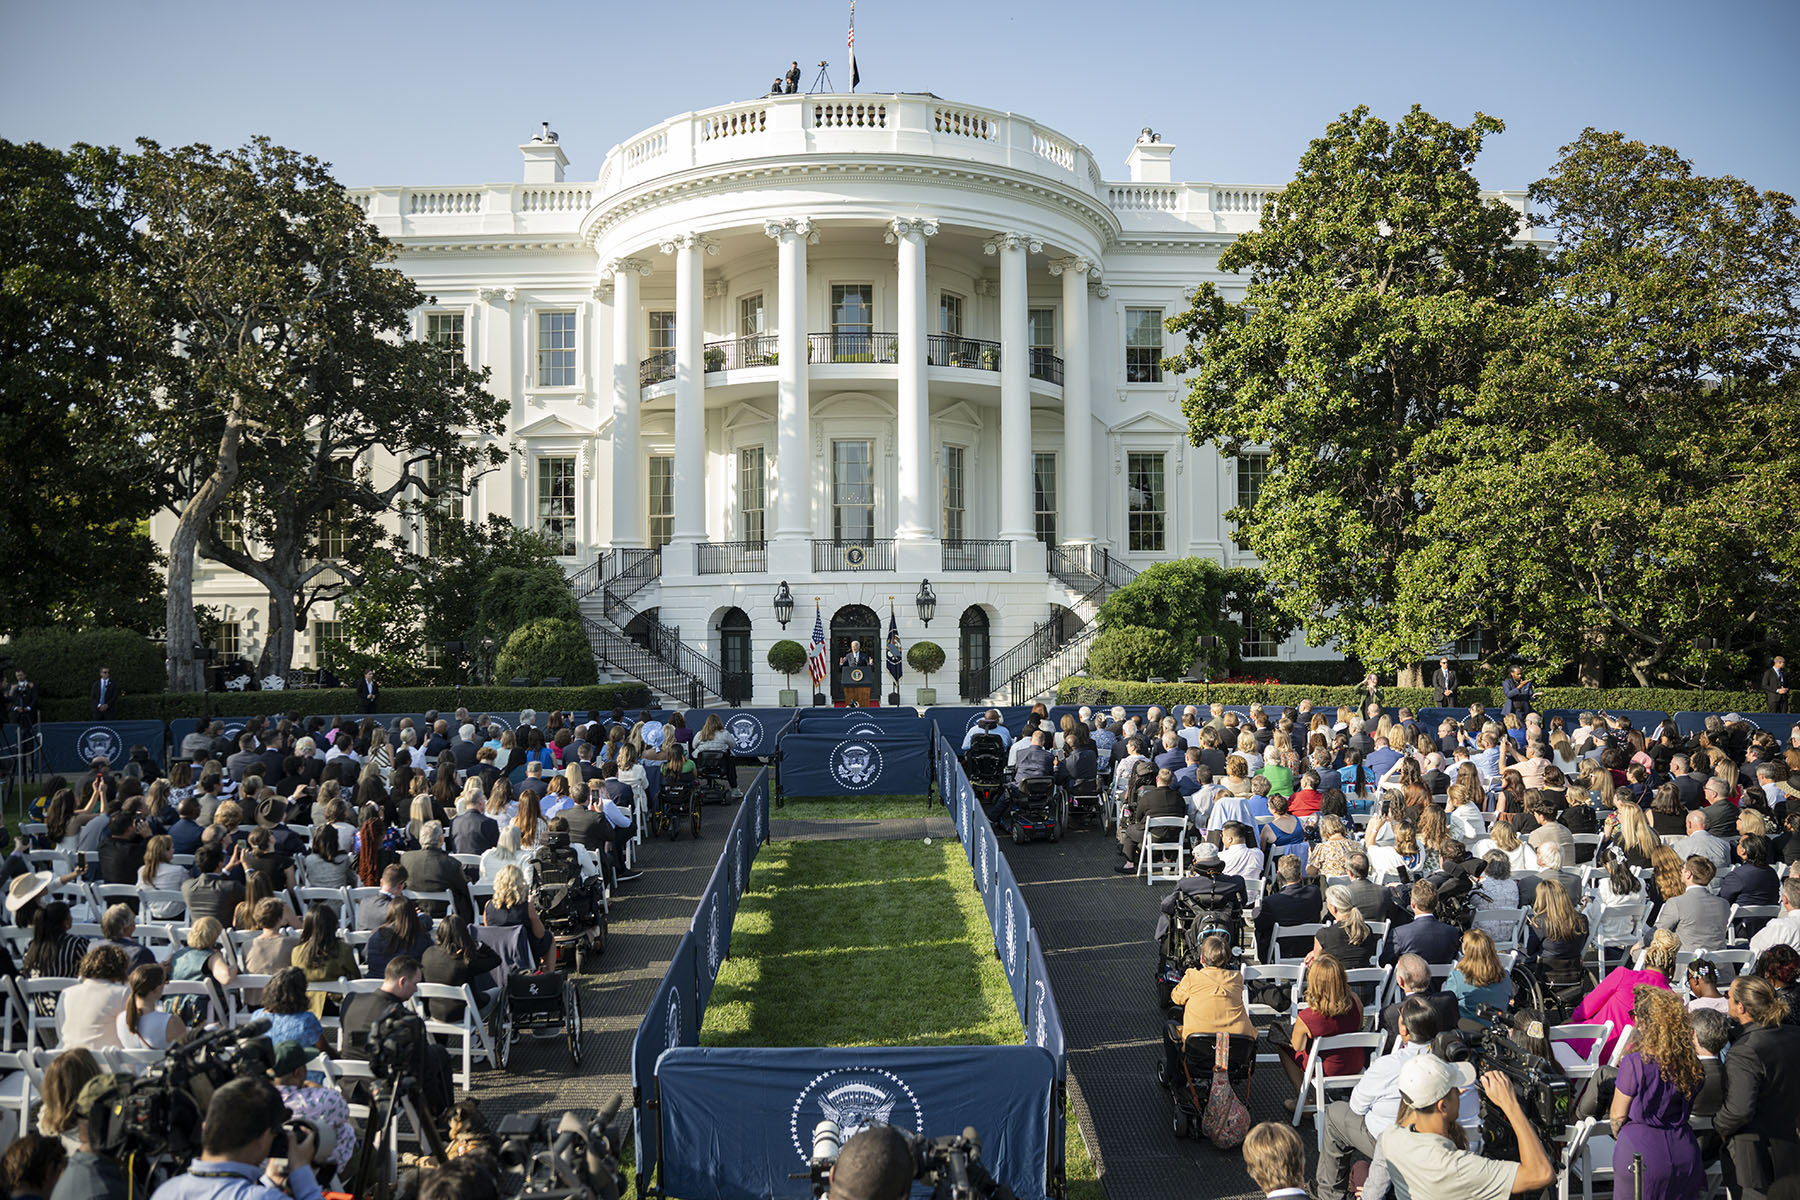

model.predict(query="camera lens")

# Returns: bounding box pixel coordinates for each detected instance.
[811,1120,842,1163]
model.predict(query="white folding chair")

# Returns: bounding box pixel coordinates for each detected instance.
[1606,1024,1635,1067]
[469,883,495,922]
[411,982,499,1090]
[1241,962,1303,1067]
[316,979,389,1053]
[19,823,48,842]
[15,978,74,1049]
[452,854,483,873]
[102,1047,166,1075]
[220,974,273,1026]
[1293,1031,1388,1152]
[1727,904,1780,947]
[0,976,26,1052]
[1136,817,1189,884]
[139,888,189,922]
[295,887,350,919]
[161,979,225,1028]
[1558,1116,1615,1200]
[347,888,386,930]
[409,888,457,919]
[1342,967,1392,1024]
[345,931,375,971]
[91,883,144,916]
[0,1050,34,1132]
[1473,906,1529,950]
[1270,923,1325,964]
[1549,1021,1612,1080]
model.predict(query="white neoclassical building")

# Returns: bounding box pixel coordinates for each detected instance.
[167,94,1530,705]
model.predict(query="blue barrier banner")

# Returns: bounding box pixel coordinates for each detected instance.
[654,1045,1057,1200]
[700,709,792,757]
[929,706,1034,746]
[694,856,734,1012]
[968,807,1000,917]
[992,855,1030,1018]
[775,731,929,796]
[20,721,168,773]
[1026,931,1067,1080]
[795,705,926,727]
[632,931,699,1174]
[1676,711,1797,738]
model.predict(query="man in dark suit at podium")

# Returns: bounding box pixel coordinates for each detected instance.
[840,640,873,707]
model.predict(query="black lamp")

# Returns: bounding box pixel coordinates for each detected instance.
[773,581,795,629]
[915,579,937,626]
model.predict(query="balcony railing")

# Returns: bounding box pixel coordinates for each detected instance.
[696,540,768,574]
[640,349,674,387]
[703,335,780,372]
[812,539,895,572]
[927,334,999,371]
[1029,347,1064,386]
[941,539,1012,572]
[806,331,898,364]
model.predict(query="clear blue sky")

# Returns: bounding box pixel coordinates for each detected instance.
[5,0,1797,200]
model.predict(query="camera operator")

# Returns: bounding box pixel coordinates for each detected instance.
[149,1075,321,1200]
[826,1126,914,1200]
[48,1073,131,1200]
[1376,1057,1553,1199]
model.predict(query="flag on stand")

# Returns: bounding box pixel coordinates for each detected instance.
[886,600,903,686]
[807,601,830,690]
[848,1,860,91]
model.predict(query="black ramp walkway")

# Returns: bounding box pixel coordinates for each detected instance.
[1003,830,1316,1200]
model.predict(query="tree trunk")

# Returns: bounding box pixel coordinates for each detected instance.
[164,398,247,693]
[1397,664,1424,688]
[1578,627,1606,689]
[260,583,298,682]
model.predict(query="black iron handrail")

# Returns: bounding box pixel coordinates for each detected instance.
[941,539,1012,572]
[571,548,744,705]
[703,335,781,372]
[811,539,896,572]
[1028,347,1064,386]
[1049,543,1140,604]
[981,611,1085,703]
[1005,625,1097,706]
[639,349,675,387]
[927,334,1000,370]
[696,540,768,574]
[805,331,899,365]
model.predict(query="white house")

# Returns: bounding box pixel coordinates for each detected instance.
[164,94,1529,705]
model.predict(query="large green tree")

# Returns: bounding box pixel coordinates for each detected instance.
[0,142,166,635]
[116,138,505,688]
[1165,106,1543,671]
[1402,131,1800,685]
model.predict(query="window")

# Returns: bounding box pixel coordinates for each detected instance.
[213,621,241,658]
[1125,307,1164,382]
[738,294,765,338]
[1239,612,1279,659]
[1126,452,1165,552]
[939,292,964,337]
[210,501,245,554]
[648,456,674,549]
[536,455,577,556]
[424,458,467,557]
[1028,308,1055,351]
[941,445,966,543]
[832,439,875,543]
[1236,451,1270,514]
[536,310,577,388]
[312,620,346,669]
[648,311,676,354]
[425,312,465,362]
[1034,453,1057,544]
[738,447,766,545]
[316,458,354,560]
[1454,630,1483,658]
[831,283,873,359]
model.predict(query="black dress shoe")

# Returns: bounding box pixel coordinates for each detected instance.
[1114,863,1137,874]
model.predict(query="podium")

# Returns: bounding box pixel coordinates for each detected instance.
[841,658,873,707]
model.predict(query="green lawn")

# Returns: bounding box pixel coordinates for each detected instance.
[699,837,1100,1198]
[770,794,940,821]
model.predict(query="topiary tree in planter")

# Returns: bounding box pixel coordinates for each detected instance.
[907,640,946,705]
[493,617,598,687]
[768,639,808,706]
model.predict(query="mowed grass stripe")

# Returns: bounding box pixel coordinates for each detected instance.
[699,838,1021,1048]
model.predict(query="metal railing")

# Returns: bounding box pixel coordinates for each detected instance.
[927,334,1000,371]
[959,664,991,702]
[696,540,768,574]
[941,540,1012,572]
[1028,347,1064,386]
[1004,624,1098,706]
[1048,543,1139,603]
[983,610,1085,705]
[571,548,663,604]
[811,539,895,572]
[805,331,899,364]
[571,548,745,705]
[702,335,780,372]
[639,349,675,387]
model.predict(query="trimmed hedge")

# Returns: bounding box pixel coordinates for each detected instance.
[6,627,166,698]
[1056,676,1765,715]
[494,617,599,687]
[39,682,653,724]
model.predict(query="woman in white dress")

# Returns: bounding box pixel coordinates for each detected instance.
[116,962,188,1051]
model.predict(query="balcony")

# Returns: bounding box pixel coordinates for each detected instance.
[644,333,1064,387]
[696,540,768,574]
[812,539,895,572]
[941,540,1012,572]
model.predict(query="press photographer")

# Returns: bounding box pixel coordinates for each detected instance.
[147,1076,322,1200]
[1375,1056,1554,1199]
[495,1094,629,1200]
[803,1122,1014,1200]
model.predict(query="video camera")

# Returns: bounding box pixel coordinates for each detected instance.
[497,1093,631,1200]
[368,1004,429,1080]
[802,1121,1015,1200]
[1434,1007,1571,1156]
[90,1017,279,1164]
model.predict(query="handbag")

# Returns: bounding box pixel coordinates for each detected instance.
[1198,1035,1251,1149]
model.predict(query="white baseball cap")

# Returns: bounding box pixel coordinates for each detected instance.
[1396,1054,1476,1108]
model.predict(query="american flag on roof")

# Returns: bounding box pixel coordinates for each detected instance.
[848,1,860,91]
[807,601,830,688]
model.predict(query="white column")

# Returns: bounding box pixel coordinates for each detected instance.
[1050,256,1093,545]
[660,233,718,552]
[986,232,1041,543]
[604,260,650,548]
[765,218,816,555]
[888,216,938,542]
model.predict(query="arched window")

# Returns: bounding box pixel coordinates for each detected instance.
[959,607,990,701]
[829,604,881,703]
[718,608,752,704]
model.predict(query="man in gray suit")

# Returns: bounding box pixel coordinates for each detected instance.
[1648,857,1731,954]
[400,821,475,924]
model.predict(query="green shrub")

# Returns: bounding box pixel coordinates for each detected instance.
[493,617,597,687]
[906,641,946,681]
[39,682,654,724]
[767,639,808,682]
[473,564,580,646]
[1055,676,1765,715]
[1085,625,1190,682]
[6,627,166,697]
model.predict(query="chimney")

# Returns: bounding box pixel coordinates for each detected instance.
[520,121,568,183]
[1125,128,1174,183]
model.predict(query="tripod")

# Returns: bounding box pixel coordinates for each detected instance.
[810,60,833,91]
[344,1071,450,1200]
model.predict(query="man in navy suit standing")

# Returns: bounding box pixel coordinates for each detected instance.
[91,665,121,719]
[356,669,380,714]
[1380,880,1462,967]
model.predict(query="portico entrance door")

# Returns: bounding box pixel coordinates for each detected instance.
[829,603,881,704]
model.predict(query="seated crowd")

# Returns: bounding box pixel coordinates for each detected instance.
[0,704,742,1200]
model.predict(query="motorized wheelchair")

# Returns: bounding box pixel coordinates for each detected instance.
[693,749,734,805]
[1060,771,1104,830]
[1003,775,1063,845]
[1158,1032,1257,1139]
[652,772,702,840]
[1154,885,1249,1008]
[963,733,1009,816]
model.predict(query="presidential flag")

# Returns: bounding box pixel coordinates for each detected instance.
[885,600,903,686]
[807,601,830,689]
[848,1,860,91]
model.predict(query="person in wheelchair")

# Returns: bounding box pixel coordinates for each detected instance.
[1161,934,1256,1085]
[691,715,740,797]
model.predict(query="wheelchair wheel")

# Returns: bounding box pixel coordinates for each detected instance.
[497,1003,514,1070]
[691,810,702,838]
[564,987,581,1072]
[1171,1111,1189,1137]
[1012,823,1027,845]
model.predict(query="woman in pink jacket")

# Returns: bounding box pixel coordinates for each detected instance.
[1568,928,1679,1063]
